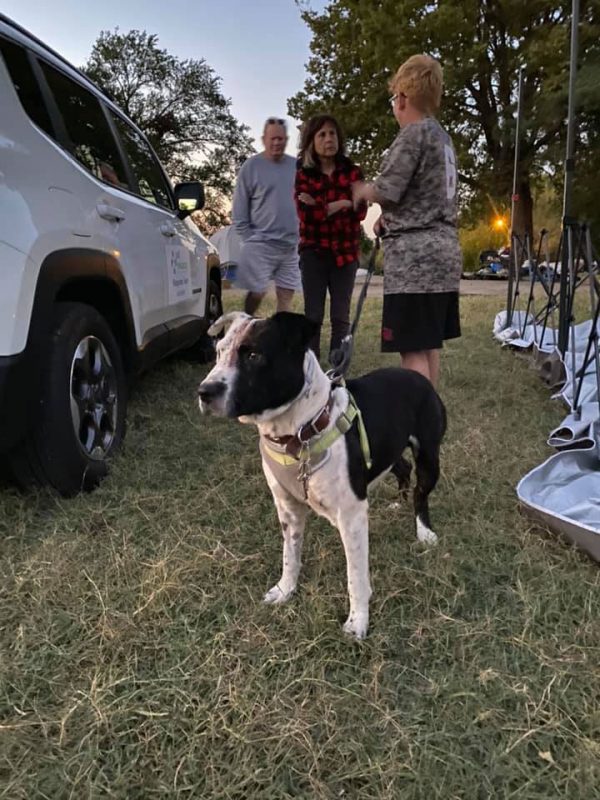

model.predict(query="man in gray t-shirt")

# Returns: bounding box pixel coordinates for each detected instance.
[232,118,300,315]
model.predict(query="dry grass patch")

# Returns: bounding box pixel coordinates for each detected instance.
[1,292,599,799]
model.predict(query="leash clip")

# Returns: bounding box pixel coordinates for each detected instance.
[297,441,311,499]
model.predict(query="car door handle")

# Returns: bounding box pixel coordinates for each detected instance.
[160,222,177,237]
[96,203,125,222]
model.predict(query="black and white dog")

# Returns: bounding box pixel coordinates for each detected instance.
[198,311,446,640]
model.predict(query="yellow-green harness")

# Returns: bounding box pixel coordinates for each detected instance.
[261,389,372,500]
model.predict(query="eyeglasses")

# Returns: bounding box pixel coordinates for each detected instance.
[265,117,286,128]
[389,93,406,106]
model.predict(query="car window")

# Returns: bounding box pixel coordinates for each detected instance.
[110,112,174,209]
[39,61,128,190]
[0,37,54,137]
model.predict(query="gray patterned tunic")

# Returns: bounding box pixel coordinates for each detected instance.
[374,118,463,294]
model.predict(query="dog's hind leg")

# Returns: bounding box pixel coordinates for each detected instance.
[337,499,371,640]
[413,446,440,545]
[263,488,308,605]
[391,455,412,503]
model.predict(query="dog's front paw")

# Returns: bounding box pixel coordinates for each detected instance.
[416,518,438,545]
[342,614,368,641]
[263,584,295,605]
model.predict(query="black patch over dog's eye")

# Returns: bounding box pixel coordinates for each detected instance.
[240,347,264,365]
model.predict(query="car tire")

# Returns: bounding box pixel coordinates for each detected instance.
[9,302,127,496]
[188,279,223,364]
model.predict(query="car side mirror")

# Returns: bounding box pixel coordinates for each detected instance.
[174,181,205,218]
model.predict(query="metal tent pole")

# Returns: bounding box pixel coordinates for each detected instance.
[506,65,525,328]
[558,0,580,356]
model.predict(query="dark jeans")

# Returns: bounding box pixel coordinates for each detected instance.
[300,248,358,360]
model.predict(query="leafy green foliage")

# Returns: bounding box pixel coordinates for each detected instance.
[83,29,254,231]
[460,221,507,270]
[290,1,600,237]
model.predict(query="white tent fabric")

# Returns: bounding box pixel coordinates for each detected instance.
[494,312,600,398]
[547,403,598,450]
[517,450,600,561]
[494,309,600,561]
[209,225,242,266]
[493,309,557,351]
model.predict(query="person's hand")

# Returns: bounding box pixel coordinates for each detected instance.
[352,181,365,201]
[332,199,352,212]
[326,199,352,217]
[352,181,369,209]
[298,192,316,206]
[373,214,385,236]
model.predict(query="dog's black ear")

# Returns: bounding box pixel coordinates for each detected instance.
[271,312,318,351]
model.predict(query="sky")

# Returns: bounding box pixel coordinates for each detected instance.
[1,0,325,154]
[2,0,380,230]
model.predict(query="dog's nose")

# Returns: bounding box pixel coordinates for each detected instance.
[198,380,226,403]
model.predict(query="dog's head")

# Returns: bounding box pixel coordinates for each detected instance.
[198,311,318,419]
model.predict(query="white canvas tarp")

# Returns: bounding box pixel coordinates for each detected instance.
[495,309,600,562]
[209,225,242,266]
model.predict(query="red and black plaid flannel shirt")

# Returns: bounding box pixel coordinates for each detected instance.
[295,156,367,267]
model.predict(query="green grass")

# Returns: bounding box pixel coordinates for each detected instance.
[1,292,599,799]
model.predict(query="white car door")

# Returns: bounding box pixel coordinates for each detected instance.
[159,211,208,319]
[94,179,173,338]
[37,60,172,343]
[108,112,207,327]
[36,59,207,347]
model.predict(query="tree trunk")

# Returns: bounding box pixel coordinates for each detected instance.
[511,179,534,242]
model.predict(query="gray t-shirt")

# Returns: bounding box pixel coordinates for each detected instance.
[374,118,462,293]
[232,153,298,247]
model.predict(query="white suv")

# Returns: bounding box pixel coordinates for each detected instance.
[0,14,223,495]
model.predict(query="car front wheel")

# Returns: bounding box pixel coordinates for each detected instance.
[10,302,127,496]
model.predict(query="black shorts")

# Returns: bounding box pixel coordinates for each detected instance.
[381,291,461,353]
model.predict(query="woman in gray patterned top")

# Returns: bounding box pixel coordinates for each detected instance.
[352,54,463,388]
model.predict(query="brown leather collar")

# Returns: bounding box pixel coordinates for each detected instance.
[264,395,334,459]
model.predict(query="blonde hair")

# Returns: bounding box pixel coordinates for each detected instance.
[389,54,443,115]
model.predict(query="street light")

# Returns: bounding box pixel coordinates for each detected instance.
[493,216,510,246]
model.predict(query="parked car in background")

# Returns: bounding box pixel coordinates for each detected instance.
[471,249,505,279]
[0,13,222,495]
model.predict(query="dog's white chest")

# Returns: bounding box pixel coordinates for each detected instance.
[259,437,332,504]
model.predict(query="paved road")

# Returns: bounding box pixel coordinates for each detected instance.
[357,274,551,299]
[354,275,513,297]
[224,275,534,299]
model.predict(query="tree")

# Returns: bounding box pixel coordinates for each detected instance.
[563,53,600,233]
[289,1,600,238]
[83,29,254,232]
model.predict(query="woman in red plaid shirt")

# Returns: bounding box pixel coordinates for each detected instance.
[295,115,367,361]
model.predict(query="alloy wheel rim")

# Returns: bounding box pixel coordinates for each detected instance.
[69,336,118,460]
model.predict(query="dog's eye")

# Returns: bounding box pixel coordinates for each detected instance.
[239,345,264,365]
